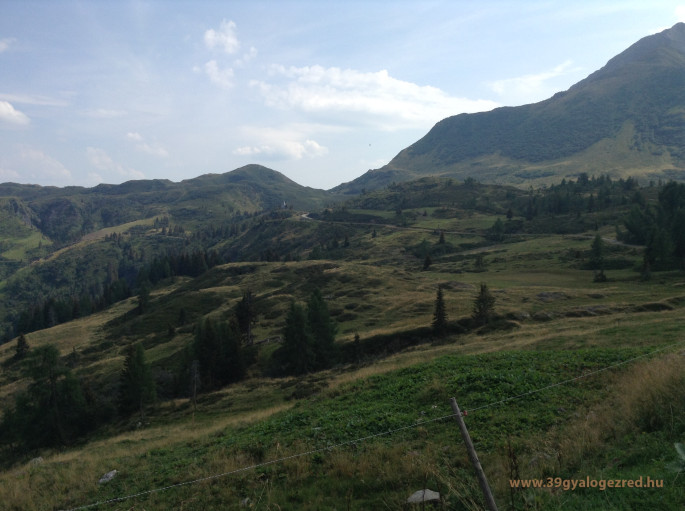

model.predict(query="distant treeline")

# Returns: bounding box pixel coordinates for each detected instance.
[13,247,224,337]
[521,174,642,218]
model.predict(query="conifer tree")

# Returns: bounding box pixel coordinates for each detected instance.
[235,290,257,345]
[472,283,496,325]
[278,302,316,375]
[432,286,447,336]
[273,290,339,375]
[1,344,90,449]
[307,289,338,369]
[590,233,607,282]
[137,284,150,315]
[15,333,30,360]
[119,343,156,418]
[193,318,244,390]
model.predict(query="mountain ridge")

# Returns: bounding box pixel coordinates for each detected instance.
[333,23,685,194]
[0,164,334,245]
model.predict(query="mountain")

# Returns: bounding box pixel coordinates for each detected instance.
[0,165,334,246]
[334,23,685,193]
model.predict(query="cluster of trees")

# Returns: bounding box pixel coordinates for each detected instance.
[618,182,685,271]
[179,290,257,395]
[14,278,132,336]
[137,248,224,285]
[521,174,642,220]
[0,345,107,452]
[191,317,245,391]
[0,339,160,454]
[432,282,497,337]
[13,248,224,338]
[271,289,338,376]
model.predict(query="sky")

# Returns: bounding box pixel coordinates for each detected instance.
[1,1,684,190]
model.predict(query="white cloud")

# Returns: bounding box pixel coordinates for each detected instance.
[0,93,68,107]
[204,20,240,54]
[87,147,145,180]
[251,65,498,130]
[0,100,30,125]
[204,60,234,89]
[0,146,72,184]
[0,37,15,53]
[86,108,127,119]
[0,166,20,182]
[234,46,258,68]
[233,126,328,160]
[488,60,581,102]
[126,132,168,157]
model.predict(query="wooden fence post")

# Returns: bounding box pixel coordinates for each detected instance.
[450,397,499,511]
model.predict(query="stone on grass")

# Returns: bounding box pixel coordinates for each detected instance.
[98,470,118,484]
[407,488,440,504]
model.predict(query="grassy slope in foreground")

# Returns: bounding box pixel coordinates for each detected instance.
[1,301,684,510]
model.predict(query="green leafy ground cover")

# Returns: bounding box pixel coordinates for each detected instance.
[25,347,679,511]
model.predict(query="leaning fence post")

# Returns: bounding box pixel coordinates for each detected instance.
[449,397,499,511]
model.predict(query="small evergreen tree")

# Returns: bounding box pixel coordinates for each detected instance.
[438,231,445,244]
[432,287,447,336]
[474,253,486,272]
[488,218,505,242]
[423,254,432,270]
[15,333,30,360]
[277,302,316,375]
[235,290,257,345]
[472,283,496,325]
[590,234,607,282]
[119,343,156,418]
[137,284,150,315]
[307,289,338,369]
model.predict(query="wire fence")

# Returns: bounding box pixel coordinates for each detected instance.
[61,339,685,511]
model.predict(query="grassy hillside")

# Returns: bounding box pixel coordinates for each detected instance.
[0,174,684,509]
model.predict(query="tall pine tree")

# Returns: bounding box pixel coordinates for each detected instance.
[590,234,607,282]
[472,283,496,326]
[432,287,447,336]
[277,302,316,375]
[235,290,257,345]
[272,290,339,376]
[193,318,245,390]
[307,289,338,369]
[14,333,30,360]
[119,343,156,418]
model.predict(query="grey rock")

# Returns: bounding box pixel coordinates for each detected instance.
[407,489,440,504]
[98,470,118,484]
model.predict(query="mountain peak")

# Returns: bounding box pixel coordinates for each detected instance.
[592,22,685,76]
[335,23,685,193]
